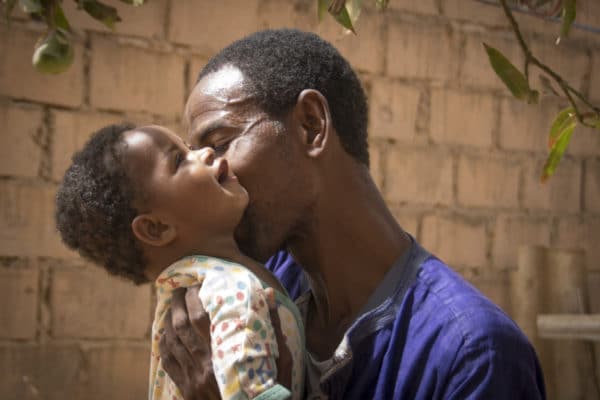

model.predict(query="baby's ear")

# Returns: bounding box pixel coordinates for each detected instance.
[131,214,177,247]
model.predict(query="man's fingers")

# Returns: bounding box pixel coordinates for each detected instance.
[163,308,196,372]
[171,288,209,361]
[159,326,184,386]
[185,285,211,344]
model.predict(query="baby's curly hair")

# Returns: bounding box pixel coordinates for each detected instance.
[55,123,148,284]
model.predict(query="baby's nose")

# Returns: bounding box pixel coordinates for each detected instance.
[195,147,215,165]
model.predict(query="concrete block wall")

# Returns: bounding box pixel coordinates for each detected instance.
[1,0,598,398]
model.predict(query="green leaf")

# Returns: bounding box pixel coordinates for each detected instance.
[541,121,575,183]
[119,0,145,5]
[548,107,576,149]
[331,4,356,34]
[19,0,42,14]
[53,3,71,32]
[80,0,121,30]
[318,0,329,21]
[375,0,390,10]
[558,0,576,43]
[483,43,537,104]
[346,0,362,22]
[32,29,74,74]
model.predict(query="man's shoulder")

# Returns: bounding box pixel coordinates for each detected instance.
[406,256,526,349]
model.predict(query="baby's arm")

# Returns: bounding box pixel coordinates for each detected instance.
[198,267,291,400]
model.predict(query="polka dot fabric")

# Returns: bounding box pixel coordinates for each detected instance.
[149,255,305,400]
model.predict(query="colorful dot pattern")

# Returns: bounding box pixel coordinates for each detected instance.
[149,255,305,400]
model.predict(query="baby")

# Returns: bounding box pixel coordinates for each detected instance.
[55,123,305,400]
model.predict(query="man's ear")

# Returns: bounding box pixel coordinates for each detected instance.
[294,89,332,158]
[131,214,177,247]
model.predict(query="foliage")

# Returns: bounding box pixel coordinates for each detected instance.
[2,0,145,73]
[489,0,599,181]
[324,0,599,182]
[3,0,599,181]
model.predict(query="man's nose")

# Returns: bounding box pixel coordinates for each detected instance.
[192,147,215,165]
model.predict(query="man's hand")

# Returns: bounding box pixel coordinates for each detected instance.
[159,285,219,400]
[159,285,294,400]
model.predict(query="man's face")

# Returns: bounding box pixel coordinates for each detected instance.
[184,65,311,261]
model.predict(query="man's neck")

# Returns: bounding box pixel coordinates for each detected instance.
[287,163,411,357]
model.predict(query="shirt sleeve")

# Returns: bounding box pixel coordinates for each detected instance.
[443,324,546,400]
[198,266,285,399]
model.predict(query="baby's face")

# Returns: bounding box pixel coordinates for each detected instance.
[122,125,249,245]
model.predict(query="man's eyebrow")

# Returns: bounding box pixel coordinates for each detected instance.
[193,121,236,143]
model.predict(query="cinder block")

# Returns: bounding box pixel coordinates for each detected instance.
[0,24,84,107]
[0,181,75,258]
[188,55,210,95]
[457,155,520,208]
[584,159,600,213]
[389,208,420,238]
[557,217,600,271]
[568,124,600,157]
[530,41,589,92]
[61,0,167,38]
[0,344,84,400]
[442,0,508,27]
[522,158,581,212]
[368,79,421,141]
[257,0,315,31]
[421,215,487,267]
[576,1,600,35]
[499,96,562,152]
[430,89,495,147]
[168,0,260,54]
[315,9,386,74]
[0,263,38,339]
[90,36,185,117]
[0,104,45,178]
[83,345,150,400]
[385,148,453,205]
[591,51,600,102]
[51,111,118,182]
[461,34,523,91]
[588,271,600,312]
[386,22,459,82]
[492,215,551,269]
[388,0,438,14]
[460,268,511,313]
[51,263,151,339]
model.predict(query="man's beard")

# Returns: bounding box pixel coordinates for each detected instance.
[234,206,272,263]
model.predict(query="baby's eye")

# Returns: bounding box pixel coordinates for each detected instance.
[174,152,184,169]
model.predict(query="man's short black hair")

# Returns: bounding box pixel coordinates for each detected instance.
[55,123,148,284]
[198,28,369,166]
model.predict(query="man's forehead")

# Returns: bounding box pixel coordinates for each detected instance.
[190,65,253,104]
[184,66,262,134]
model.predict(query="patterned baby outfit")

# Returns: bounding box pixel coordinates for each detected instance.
[149,255,305,400]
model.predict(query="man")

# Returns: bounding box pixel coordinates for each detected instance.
[159,29,545,399]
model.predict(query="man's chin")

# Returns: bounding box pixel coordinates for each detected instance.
[234,219,267,262]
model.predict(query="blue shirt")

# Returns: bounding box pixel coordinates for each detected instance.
[265,240,546,399]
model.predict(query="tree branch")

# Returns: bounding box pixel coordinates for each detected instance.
[498,0,600,127]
